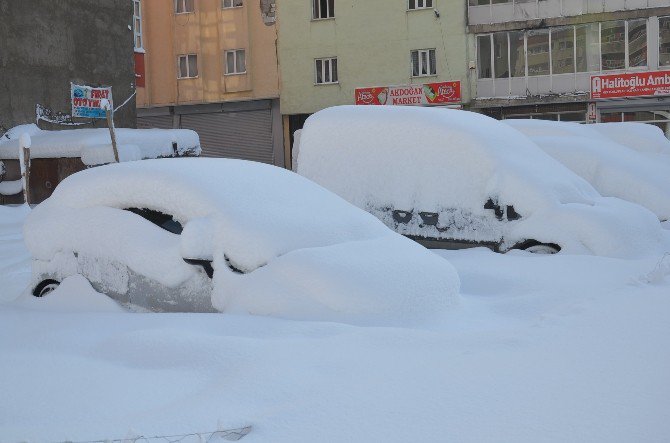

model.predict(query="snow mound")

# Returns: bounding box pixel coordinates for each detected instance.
[81,143,142,165]
[589,122,670,156]
[506,119,670,221]
[14,274,125,312]
[24,159,459,325]
[0,126,200,160]
[298,106,667,258]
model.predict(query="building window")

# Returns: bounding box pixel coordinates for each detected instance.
[477,19,649,81]
[411,49,436,77]
[551,26,574,75]
[225,49,246,74]
[178,54,198,78]
[408,0,433,10]
[223,0,243,8]
[175,0,195,14]
[575,23,600,73]
[628,19,647,68]
[315,57,338,84]
[133,0,143,50]
[660,17,670,67]
[312,0,334,19]
[478,35,492,79]
[601,21,626,70]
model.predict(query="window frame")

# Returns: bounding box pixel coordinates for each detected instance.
[177,54,198,79]
[222,0,243,9]
[312,0,335,20]
[314,57,338,85]
[410,48,437,77]
[174,0,195,14]
[476,18,651,81]
[224,49,247,75]
[133,0,143,50]
[408,0,433,11]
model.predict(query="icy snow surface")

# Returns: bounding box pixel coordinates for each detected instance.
[298,106,668,257]
[24,158,459,325]
[505,119,670,220]
[0,125,200,161]
[2,206,670,442]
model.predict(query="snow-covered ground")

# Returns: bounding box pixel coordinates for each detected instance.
[1,205,670,442]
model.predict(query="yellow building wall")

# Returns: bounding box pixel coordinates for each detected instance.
[137,0,279,108]
[277,0,473,115]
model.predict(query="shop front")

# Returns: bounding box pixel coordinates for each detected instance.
[591,70,670,136]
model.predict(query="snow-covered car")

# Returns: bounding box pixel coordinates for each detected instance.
[23,158,459,326]
[504,119,670,221]
[297,106,668,258]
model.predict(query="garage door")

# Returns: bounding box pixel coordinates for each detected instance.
[137,115,174,130]
[180,110,274,164]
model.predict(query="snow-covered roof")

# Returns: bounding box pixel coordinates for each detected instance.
[297,106,668,258]
[505,119,670,221]
[0,124,200,163]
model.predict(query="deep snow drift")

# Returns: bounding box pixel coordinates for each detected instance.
[505,119,670,220]
[1,205,670,442]
[298,106,668,257]
[24,159,459,326]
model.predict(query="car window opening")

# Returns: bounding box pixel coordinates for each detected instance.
[125,208,184,234]
[392,210,413,224]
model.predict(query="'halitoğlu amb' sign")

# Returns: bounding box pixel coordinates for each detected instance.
[591,71,670,99]
[355,81,461,106]
[71,83,113,118]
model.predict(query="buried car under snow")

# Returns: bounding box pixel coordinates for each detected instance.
[504,119,670,221]
[297,106,669,257]
[23,158,459,326]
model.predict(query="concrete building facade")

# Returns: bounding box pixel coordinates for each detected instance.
[135,0,284,166]
[0,0,136,131]
[468,0,670,133]
[276,0,472,164]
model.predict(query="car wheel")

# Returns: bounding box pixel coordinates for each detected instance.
[511,240,561,255]
[32,279,60,297]
[524,244,560,254]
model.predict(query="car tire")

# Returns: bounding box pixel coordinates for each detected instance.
[32,279,60,297]
[511,240,561,255]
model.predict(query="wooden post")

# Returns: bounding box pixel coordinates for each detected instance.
[21,146,30,205]
[105,106,120,163]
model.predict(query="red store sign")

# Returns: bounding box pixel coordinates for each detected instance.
[355,81,461,106]
[591,71,670,99]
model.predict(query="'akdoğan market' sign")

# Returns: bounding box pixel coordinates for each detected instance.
[71,83,113,119]
[355,81,461,106]
[591,71,670,99]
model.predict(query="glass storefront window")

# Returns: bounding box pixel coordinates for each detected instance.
[527,29,549,76]
[628,19,647,67]
[509,31,526,77]
[551,27,574,74]
[575,23,601,72]
[660,17,670,67]
[478,35,492,79]
[494,33,509,78]
[601,21,625,70]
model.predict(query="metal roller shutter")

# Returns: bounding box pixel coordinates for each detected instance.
[137,115,174,129]
[180,110,274,164]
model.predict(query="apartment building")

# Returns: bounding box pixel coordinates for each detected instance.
[277,0,471,163]
[468,0,670,133]
[134,0,284,166]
